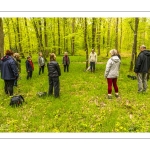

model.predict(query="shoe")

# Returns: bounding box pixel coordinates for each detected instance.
[107,95,112,99]
[115,94,119,98]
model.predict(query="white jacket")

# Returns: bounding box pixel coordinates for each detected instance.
[89,52,97,63]
[104,56,121,78]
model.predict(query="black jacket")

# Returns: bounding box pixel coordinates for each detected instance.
[1,55,18,80]
[134,50,150,73]
[47,61,61,77]
[26,60,34,72]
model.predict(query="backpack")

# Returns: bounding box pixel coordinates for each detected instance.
[10,95,25,107]
[36,92,47,97]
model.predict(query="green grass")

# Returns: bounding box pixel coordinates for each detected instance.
[0,55,150,132]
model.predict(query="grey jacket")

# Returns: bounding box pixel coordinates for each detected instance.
[38,56,45,67]
[104,56,121,78]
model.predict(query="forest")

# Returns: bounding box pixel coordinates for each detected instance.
[0,17,149,69]
[0,17,150,132]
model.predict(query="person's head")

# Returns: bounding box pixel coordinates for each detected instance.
[50,53,56,61]
[109,49,117,56]
[39,52,43,56]
[64,52,68,56]
[27,56,31,61]
[14,53,20,59]
[91,49,95,53]
[140,45,146,51]
[5,50,13,56]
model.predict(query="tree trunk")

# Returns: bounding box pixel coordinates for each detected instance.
[130,18,139,71]
[32,18,41,52]
[52,18,56,53]
[11,18,18,51]
[92,18,96,50]
[84,18,88,69]
[58,18,61,55]
[115,18,119,50]
[16,18,24,58]
[24,17,30,53]
[107,18,111,56]
[97,18,101,56]
[119,18,122,52]
[0,18,4,58]
[71,18,75,55]
[44,18,48,49]
[38,18,44,51]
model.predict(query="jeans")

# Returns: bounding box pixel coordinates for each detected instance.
[90,62,95,72]
[64,65,69,72]
[137,73,147,92]
[39,65,45,75]
[27,71,33,79]
[4,80,15,96]
[48,77,60,97]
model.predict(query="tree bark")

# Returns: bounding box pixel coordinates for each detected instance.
[24,17,30,53]
[107,18,111,56]
[115,18,119,50]
[130,18,139,71]
[71,18,75,55]
[0,18,4,58]
[84,18,88,69]
[119,18,122,52]
[97,18,101,56]
[58,18,61,55]
[92,18,96,50]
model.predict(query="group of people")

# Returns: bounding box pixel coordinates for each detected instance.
[0,45,150,99]
[104,45,150,99]
[0,50,70,98]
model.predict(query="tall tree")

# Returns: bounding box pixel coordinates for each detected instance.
[71,18,75,55]
[24,17,30,52]
[119,18,122,52]
[11,18,18,51]
[44,18,48,49]
[129,18,139,71]
[0,18,4,58]
[58,18,61,55]
[97,18,101,56]
[16,18,23,54]
[92,18,96,50]
[84,18,88,69]
[115,18,119,50]
[107,18,111,56]
[38,18,44,51]
[52,18,56,53]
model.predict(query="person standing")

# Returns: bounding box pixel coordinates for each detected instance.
[134,45,150,93]
[13,53,21,86]
[89,49,97,72]
[26,56,34,80]
[104,49,121,99]
[1,50,19,96]
[47,53,61,98]
[62,52,70,72]
[38,52,45,75]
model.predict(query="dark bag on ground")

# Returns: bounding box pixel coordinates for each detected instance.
[36,92,47,97]
[10,95,25,107]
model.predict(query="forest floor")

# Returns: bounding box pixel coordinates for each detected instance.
[0,55,150,132]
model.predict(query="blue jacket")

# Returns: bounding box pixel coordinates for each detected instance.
[1,55,19,80]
